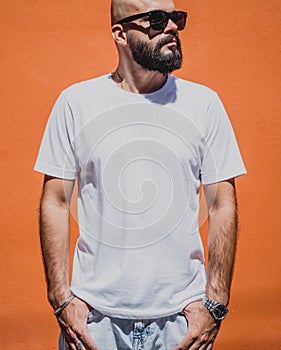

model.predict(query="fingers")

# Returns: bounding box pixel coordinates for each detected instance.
[174,326,216,350]
[61,325,83,350]
[194,342,214,350]
[62,324,99,350]
[188,332,215,350]
[174,336,214,350]
[61,329,80,350]
[174,301,219,350]
[196,341,214,350]
[174,330,195,349]
[174,320,209,349]
[77,331,99,350]
[74,342,84,350]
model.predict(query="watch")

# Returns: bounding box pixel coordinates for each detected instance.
[202,296,229,321]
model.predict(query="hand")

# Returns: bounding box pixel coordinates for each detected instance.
[174,301,220,350]
[57,296,99,350]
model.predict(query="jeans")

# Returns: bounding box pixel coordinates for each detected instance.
[59,308,188,350]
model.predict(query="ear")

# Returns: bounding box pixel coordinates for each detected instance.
[111,24,128,46]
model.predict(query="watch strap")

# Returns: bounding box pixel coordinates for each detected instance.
[202,296,221,311]
[202,296,228,320]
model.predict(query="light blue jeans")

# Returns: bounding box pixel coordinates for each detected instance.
[59,308,188,350]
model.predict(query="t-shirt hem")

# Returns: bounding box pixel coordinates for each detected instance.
[71,288,205,319]
[34,162,77,180]
[201,167,247,185]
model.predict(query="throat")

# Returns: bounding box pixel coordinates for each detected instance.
[111,70,168,94]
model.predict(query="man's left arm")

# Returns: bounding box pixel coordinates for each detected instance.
[175,178,238,350]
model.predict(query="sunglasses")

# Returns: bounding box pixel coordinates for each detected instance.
[117,10,188,31]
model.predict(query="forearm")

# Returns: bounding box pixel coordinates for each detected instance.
[206,198,238,305]
[40,196,71,309]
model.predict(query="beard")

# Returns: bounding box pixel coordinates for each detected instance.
[127,33,183,74]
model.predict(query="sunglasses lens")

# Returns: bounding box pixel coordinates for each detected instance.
[150,11,169,30]
[171,12,187,30]
[149,11,187,31]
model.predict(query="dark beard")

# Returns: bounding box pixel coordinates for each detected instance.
[127,34,183,74]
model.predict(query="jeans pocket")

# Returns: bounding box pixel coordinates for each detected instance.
[177,312,188,336]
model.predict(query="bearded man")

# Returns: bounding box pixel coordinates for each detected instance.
[35,0,246,349]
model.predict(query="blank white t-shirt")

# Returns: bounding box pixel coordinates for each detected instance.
[34,74,246,318]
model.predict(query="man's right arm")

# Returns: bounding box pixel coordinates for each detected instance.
[40,175,98,350]
[40,175,74,308]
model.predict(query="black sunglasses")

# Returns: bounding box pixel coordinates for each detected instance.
[117,10,188,31]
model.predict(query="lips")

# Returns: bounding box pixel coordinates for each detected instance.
[160,35,179,48]
[155,34,181,53]
[162,40,178,51]
[165,39,177,46]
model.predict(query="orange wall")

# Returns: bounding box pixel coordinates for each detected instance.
[1,1,280,349]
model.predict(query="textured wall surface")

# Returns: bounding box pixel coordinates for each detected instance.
[0,0,280,349]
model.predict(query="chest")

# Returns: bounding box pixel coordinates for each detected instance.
[74,103,204,186]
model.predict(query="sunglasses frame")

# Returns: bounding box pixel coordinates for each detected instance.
[117,10,188,31]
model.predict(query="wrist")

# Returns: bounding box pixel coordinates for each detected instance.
[54,293,75,318]
[48,287,71,309]
[206,286,230,306]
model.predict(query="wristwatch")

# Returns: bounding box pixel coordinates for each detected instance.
[202,296,229,321]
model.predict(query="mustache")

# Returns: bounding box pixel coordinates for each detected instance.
[156,34,180,49]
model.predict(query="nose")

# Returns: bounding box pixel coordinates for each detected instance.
[164,18,178,33]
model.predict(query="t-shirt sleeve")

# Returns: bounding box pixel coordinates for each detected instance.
[200,93,247,185]
[34,93,79,179]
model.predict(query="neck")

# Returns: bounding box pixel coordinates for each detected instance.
[112,63,168,94]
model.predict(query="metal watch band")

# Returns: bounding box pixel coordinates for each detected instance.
[202,296,228,320]
[202,296,220,311]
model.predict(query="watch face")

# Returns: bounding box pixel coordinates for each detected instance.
[213,304,228,320]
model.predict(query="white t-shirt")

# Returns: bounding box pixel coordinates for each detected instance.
[34,74,246,319]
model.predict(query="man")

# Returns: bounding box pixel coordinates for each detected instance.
[35,0,246,349]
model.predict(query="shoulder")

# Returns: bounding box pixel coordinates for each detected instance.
[60,74,110,101]
[172,76,218,102]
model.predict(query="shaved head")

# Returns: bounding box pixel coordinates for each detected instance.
[111,0,140,25]
[111,0,176,25]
